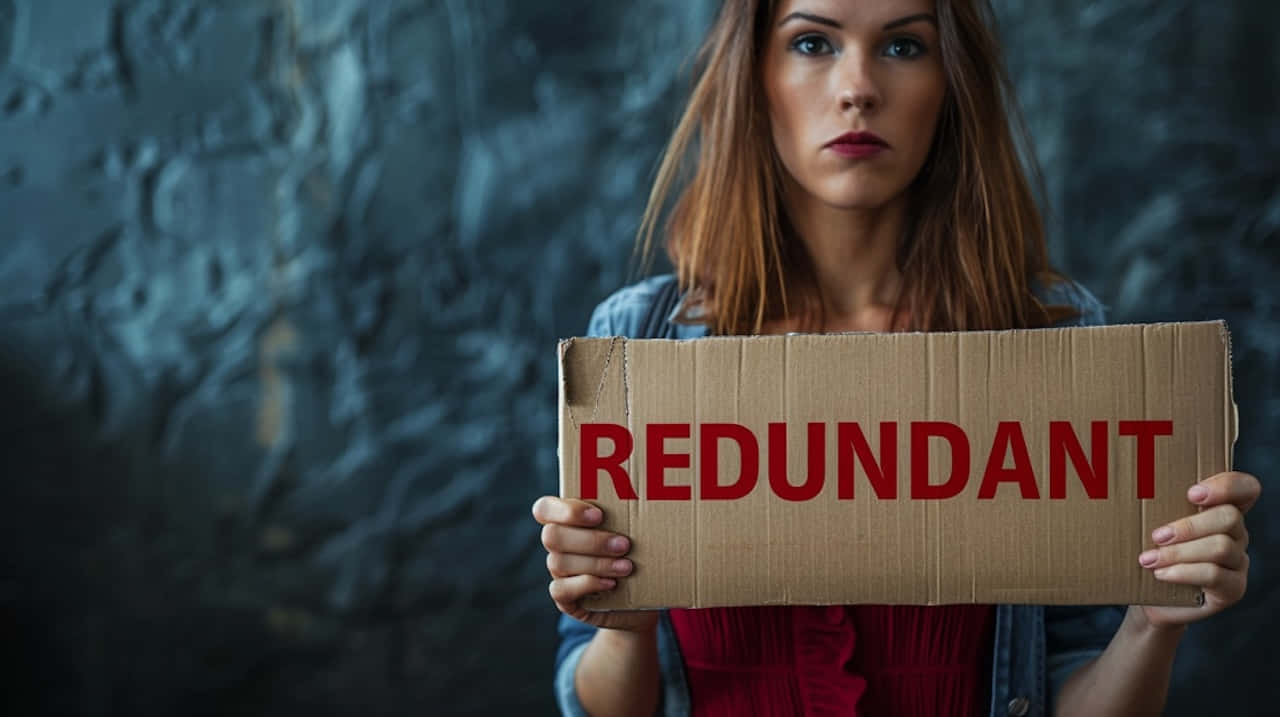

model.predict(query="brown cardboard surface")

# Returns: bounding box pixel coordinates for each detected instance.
[558,322,1234,609]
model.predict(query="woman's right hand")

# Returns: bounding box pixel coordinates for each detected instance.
[533,496,659,633]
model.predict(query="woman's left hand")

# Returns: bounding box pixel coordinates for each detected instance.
[1135,470,1261,628]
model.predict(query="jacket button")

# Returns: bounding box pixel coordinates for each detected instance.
[1006,696,1031,716]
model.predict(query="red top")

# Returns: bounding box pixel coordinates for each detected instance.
[669,604,995,716]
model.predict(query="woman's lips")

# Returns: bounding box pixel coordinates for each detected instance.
[827,142,886,158]
[825,131,889,159]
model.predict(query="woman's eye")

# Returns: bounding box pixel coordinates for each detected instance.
[791,34,834,56]
[884,37,926,58]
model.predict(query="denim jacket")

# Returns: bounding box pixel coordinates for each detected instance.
[555,274,1127,717]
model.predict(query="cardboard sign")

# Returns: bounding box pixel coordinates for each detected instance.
[557,322,1235,609]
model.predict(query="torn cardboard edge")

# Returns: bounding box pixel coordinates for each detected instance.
[559,321,1233,609]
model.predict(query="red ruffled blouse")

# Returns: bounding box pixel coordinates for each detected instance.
[669,604,995,716]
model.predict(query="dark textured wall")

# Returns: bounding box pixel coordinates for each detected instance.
[0,1,1273,715]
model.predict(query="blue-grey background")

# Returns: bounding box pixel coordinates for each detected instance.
[0,1,1274,715]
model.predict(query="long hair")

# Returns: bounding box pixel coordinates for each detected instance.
[636,0,1079,335]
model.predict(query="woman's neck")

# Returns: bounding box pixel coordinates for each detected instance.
[782,180,906,330]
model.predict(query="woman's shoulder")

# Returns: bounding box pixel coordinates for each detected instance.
[1032,275,1108,327]
[585,273,1106,334]
[586,274,689,338]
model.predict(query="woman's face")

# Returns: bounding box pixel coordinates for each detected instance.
[761,0,947,211]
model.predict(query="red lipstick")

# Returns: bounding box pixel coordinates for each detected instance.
[825,131,889,158]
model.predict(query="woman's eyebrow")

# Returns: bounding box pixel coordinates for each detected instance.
[883,13,937,30]
[777,11,939,31]
[777,11,841,29]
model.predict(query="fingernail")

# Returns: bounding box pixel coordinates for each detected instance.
[1188,485,1208,503]
[1153,526,1175,544]
[600,578,616,589]
[1139,550,1158,567]
[608,536,630,553]
[1153,568,1168,580]
[584,507,603,523]
[612,559,632,575]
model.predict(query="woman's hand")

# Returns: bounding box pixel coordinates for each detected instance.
[1136,470,1261,628]
[533,496,659,633]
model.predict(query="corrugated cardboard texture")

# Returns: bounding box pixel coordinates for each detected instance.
[558,322,1233,609]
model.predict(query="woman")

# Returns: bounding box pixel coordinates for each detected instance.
[532,0,1260,715]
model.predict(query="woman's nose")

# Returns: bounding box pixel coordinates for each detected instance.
[841,89,877,112]
[838,59,881,113]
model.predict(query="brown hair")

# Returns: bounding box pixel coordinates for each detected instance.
[635,0,1079,335]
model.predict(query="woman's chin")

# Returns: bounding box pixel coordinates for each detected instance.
[819,190,903,212]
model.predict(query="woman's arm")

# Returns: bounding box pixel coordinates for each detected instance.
[1053,607,1185,717]
[570,625,662,717]
[538,495,661,716]
[1056,470,1259,715]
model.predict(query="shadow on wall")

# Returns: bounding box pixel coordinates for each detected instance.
[0,311,316,717]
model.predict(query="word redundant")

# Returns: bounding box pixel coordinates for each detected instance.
[580,420,1173,502]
